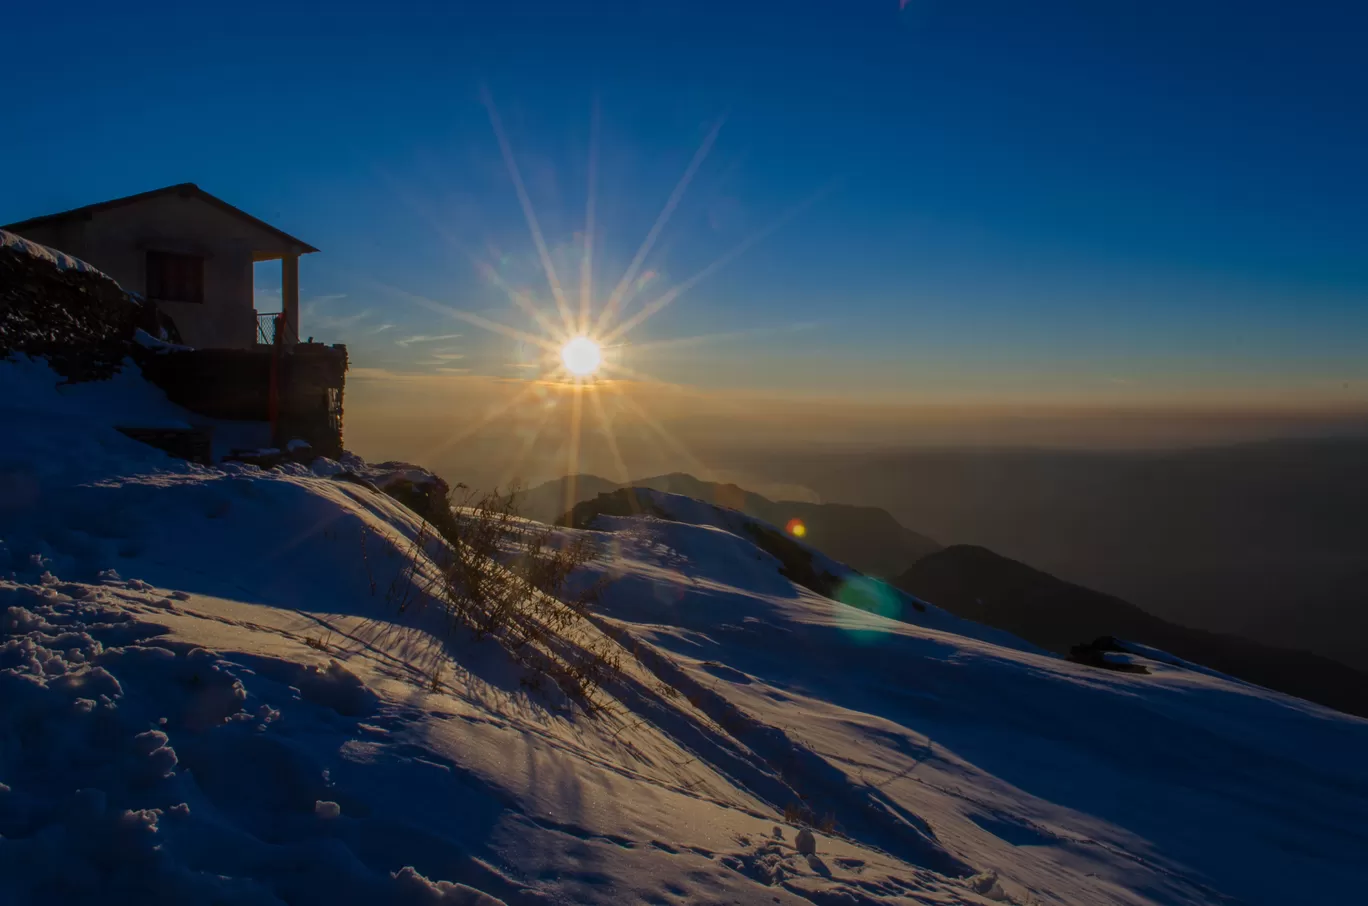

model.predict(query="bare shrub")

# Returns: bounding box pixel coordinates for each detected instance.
[781,800,839,835]
[441,485,605,639]
[303,631,333,653]
[382,481,618,709]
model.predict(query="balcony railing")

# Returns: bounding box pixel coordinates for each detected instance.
[255,311,298,346]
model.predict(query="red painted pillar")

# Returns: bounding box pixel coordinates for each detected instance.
[269,312,284,445]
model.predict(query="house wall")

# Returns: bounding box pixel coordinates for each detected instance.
[11,193,297,349]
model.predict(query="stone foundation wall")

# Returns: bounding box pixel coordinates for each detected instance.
[136,343,348,458]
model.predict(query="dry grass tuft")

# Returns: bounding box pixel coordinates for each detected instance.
[380,482,619,710]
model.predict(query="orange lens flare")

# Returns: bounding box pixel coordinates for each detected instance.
[785,518,807,538]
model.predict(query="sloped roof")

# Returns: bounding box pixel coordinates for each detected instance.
[2,183,318,254]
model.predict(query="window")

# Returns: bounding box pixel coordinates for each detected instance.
[146,250,205,304]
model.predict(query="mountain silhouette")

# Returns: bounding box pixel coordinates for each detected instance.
[772,439,1368,671]
[519,472,941,579]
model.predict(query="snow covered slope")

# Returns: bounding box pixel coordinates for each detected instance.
[3,354,1367,905]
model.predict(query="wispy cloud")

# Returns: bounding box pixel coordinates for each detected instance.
[349,366,411,381]
[349,365,479,382]
[309,309,373,331]
[417,350,468,367]
[370,323,394,334]
[297,295,375,335]
[396,332,464,347]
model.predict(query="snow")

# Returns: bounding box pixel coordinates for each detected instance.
[132,328,194,353]
[0,353,275,471]
[3,352,1368,905]
[1,229,112,279]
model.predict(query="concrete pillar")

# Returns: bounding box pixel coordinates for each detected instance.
[282,253,300,344]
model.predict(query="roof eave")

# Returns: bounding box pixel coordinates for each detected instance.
[1,183,318,255]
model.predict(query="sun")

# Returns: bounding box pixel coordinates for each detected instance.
[391,96,820,485]
[560,335,603,378]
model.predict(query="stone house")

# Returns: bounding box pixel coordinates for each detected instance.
[2,183,315,349]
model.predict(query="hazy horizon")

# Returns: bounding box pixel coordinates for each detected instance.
[342,367,1368,494]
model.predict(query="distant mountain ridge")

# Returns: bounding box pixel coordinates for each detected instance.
[778,439,1368,672]
[529,472,1368,719]
[520,472,942,579]
[895,545,1368,719]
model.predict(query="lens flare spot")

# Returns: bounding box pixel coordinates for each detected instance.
[785,518,807,538]
[833,576,906,644]
[560,336,602,377]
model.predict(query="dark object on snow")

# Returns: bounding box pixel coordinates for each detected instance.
[115,426,214,465]
[895,544,1368,718]
[1067,637,1151,674]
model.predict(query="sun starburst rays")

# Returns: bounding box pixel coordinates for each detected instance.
[578,101,600,337]
[482,86,578,338]
[588,384,631,483]
[389,95,820,485]
[438,96,758,390]
[591,117,724,339]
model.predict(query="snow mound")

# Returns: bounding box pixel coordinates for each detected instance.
[2,232,149,382]
[1,228,112,279]
[0,578,527,904]
[568,486,1037,653]
[133,327,194,353]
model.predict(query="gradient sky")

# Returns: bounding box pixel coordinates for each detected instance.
[5,0,1368,417]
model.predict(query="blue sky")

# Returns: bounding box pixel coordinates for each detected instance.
[5,0,1368,408]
